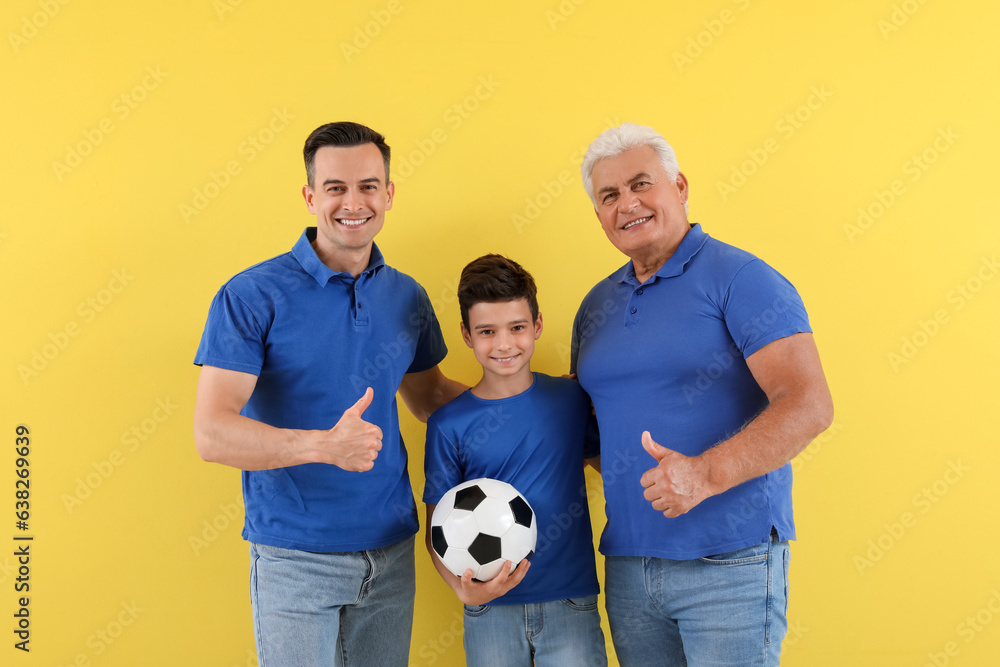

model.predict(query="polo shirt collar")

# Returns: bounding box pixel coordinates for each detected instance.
[292,227,386,285]
[615,223,710,285]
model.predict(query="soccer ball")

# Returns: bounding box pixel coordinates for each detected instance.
[430,478,537,582]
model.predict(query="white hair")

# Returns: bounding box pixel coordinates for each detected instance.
[580,123,683,207]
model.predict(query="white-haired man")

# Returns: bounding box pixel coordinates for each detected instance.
[571,123,833,666]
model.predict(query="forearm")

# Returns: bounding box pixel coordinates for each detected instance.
[194,409,314,471]
[399,368,468,422]
[701,388,833,496]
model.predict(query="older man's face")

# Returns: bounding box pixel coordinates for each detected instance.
[591,145,689,260]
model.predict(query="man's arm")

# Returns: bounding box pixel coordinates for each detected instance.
[640,332,834,517]
[193,365,384,472]
[398,365,467,423]
[424,504,529,606]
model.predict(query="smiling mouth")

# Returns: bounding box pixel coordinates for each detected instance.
[336,216,372,227]
[492,355,519,363]
[623,216,651,230]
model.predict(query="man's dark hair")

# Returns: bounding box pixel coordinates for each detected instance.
[303,121,391,187]
[458,254,539,330]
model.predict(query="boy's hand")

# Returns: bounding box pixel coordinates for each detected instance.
[454,559,530,607]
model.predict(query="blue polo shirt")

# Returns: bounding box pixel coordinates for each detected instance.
[571,224,811,560]
[423,373,601,605]
[195,227,447,552]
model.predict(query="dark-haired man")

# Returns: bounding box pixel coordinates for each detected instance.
[194,122,465,665]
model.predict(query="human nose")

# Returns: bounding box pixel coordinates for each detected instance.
[617,189,639,213]
[341,188,363,211]
[494,330,513,350]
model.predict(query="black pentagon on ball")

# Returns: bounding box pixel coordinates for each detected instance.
[454,484,487,511]
[509,496,533,527]
[431,525,449,559]
[467,533,502,565]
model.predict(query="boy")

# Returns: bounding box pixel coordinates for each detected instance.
[423,254,607,667]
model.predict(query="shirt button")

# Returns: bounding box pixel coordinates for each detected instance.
[630,307,637,314]
[637,289,644,295]
[357,302,363,308]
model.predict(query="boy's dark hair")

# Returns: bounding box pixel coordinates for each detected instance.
[458,254,539,330]
[303,121,391,187]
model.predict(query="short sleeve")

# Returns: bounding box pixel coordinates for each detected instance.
[193,284,267,375]
[422,417,463,505]
[723,259,812,358]
[406,285,448,374]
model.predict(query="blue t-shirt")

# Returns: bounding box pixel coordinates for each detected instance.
[571,224,811,560]
[423,373,601,605]
[194,228,447,552]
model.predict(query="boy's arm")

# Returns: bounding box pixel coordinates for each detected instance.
[424,504,530,606]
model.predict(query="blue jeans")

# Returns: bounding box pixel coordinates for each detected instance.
[462,595,608,667]
[605,534,790,667]
[249,535,415,666]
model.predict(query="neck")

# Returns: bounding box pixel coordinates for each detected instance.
[470,370,534,400]
[630,223,691,283]
[313,242,372,278]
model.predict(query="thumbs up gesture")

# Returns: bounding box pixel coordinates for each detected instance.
[324,387,383,472]
[639,431,712,518]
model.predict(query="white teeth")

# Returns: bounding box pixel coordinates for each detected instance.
[623,216,650,230]
[494,356,517,363]
[337,217,370,227]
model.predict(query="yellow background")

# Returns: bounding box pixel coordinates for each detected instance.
[2,0,998,664]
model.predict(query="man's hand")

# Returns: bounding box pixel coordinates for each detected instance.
[639,431,714,518]
[452,560,530,607]
[322,387,383,471]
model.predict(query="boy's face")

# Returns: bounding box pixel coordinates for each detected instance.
[461,299,542,382]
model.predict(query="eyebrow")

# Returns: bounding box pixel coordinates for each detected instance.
[321,176,383,187]
[474,318,530,330]
[596,172,653,197]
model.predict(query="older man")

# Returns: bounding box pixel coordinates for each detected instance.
[571,123,833,666]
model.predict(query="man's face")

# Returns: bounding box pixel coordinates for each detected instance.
[590,145,689,259]
[302,143,393,258]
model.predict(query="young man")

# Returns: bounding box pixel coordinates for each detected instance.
[193,122,465,666]
[423,254,607,667]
